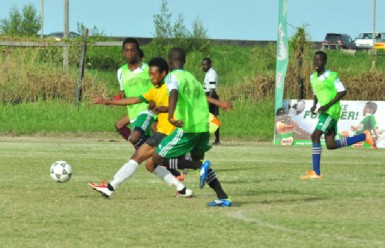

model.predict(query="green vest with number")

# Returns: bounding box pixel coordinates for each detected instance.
[170,69,209,132]
[311,71,341,120]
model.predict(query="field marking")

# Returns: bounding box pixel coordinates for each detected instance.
[226,211,385,246]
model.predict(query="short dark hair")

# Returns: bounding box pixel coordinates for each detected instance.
[314,50,327,61]
[168,47,186,63]
[202,57,212,64]
[148,57,169,74]
[122,37,139,50]
[366,101,377,114]
[138,48,144,59]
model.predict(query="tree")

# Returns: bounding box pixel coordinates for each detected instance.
[77,22,106,37]
[152,0,210,56]
[0,4,41,37]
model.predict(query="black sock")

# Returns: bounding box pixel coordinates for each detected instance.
[178,187,186,194]
[168,158,201,170]
[206,169,227,199]
[107,183,115,191]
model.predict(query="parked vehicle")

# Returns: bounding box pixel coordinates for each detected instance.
[45,32,80,41]
[321,33,354,50]
[354,32,385,50]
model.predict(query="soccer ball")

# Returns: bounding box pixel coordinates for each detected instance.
[50,161,72,183]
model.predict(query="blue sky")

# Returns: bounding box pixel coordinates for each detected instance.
[1,0,384,41]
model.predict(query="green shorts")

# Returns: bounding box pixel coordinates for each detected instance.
[156,129,211,159]
[316,113,338,134]
[130,110,154,136]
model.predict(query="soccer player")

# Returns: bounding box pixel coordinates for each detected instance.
[114,38,153,149]
[152,48,232,207]
[202,57,221,145]
[301,51,376,179]
[89,58,192,198]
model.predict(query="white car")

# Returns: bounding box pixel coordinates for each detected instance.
[354,32,385,49]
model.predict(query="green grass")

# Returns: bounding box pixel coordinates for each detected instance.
[1,136,384,247]
[0,99,274,140]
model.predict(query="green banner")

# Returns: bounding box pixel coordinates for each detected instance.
[275,0,289,113]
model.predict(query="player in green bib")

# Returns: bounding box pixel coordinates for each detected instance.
[152,48,232,207]
[114,38,154,149]
[301,51,377,179]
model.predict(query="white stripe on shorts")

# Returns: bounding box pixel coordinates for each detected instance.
[321,115,333,133]
[159,129,184,157]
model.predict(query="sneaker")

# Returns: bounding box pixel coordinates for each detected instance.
[88,180,113,198]
[363,130,377,149]
[175,173,185,181]
[208,198,232,207]
[300,170,323,179]
[176,188,193,198]
[199,160,211,189]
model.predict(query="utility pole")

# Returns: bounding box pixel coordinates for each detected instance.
[40,0,44,39]
[63,0,69,72]
[373,0,376,54]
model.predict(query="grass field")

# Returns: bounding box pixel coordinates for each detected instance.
[1,136,385,248]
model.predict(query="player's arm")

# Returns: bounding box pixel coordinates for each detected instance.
[92,96,142,106]
[168,89,183,127]
[318,90,346,113]
[166,74,183,127]
[206,96,232,111]
[153,106,168,114]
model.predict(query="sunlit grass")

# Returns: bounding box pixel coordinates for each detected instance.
[1,136,384,247]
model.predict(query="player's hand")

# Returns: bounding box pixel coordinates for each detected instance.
[92,96,109,105]
[310,105,317,114]
[317,105,328,113]
[148,100,156,111]
[154,106,168,114]
[169,117,184,127]
[220,101,233,111]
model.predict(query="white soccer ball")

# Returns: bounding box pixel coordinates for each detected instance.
[50,160,72,183]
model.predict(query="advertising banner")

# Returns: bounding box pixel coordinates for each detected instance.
[274,99,385,148]
[274,0,289,113]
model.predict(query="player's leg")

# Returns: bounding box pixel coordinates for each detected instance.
[146,158,192,198]
[88,143,150,198]
[129,111,154,149]
[301,114,329,179]
[332,130,375,149]
[152,129,202,170]
[191,133,231,207]
[152,130,211,189]
[115,114,131,141]
[138,132,191,197]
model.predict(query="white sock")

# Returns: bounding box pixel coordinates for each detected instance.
[153,166,185,191]
[110,159,139,190]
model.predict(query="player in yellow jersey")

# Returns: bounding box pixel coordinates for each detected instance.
[89,57,232,199]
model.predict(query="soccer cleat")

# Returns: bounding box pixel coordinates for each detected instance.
[199,160,211,189]
[300,170,323,179]
[208,199,232,207]
[88,180,113,198]
[363,130,377,150]
[176,188,193,198]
